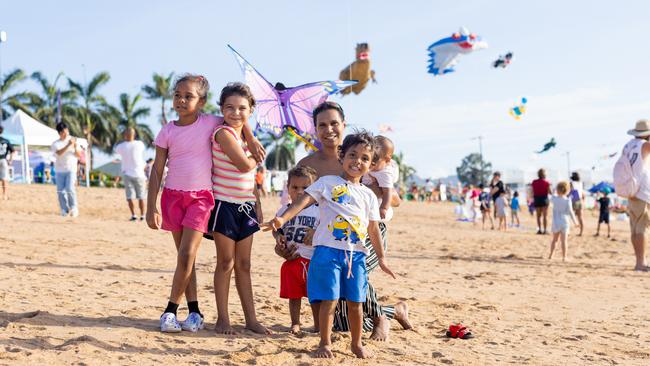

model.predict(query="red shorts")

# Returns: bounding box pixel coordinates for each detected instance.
[160,188,215,233]
[280,257,310,299]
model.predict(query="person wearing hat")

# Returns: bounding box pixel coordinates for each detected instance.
[621,119,650,271]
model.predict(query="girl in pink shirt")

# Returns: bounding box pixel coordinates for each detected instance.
[146,75,263,333]
[208,83,269,335]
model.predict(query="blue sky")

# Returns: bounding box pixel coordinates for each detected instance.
[2,0,649,180]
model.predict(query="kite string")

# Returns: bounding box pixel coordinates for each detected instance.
[346,0,352,80]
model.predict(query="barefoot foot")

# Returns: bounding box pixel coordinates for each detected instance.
[351,344,374,359]
[393,301,413,330]
[215,320,237,335]
[290,324,302,335]
[369,315,390,341]
[246,321,272,335]
[314,344,334,358]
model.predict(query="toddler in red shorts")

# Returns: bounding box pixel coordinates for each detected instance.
[273,166,320,334]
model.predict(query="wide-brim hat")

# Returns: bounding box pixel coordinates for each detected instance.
[627,119,650,137]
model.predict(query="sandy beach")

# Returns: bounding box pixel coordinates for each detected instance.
[1,184,649,365]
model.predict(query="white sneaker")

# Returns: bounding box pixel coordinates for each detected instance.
[160,312,182,333]
[181,312,204,332]
[70,208,79,218]
[61,210,68,217]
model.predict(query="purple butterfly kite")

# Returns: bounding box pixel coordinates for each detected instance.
[228,45,357,151]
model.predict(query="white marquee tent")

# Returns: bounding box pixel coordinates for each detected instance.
[1,109,89,185]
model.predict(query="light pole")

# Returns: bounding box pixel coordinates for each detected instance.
[0,30,7,120]
[472,135,484,184]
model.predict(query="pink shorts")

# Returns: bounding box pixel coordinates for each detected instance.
[161,188,215,233]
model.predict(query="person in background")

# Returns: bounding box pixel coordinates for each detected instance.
[595,190,611,238]
[532,169,552,234]
[0,125,15,200]
[51,122,81,217]
[569,172,585,236]
[114,127,148,221]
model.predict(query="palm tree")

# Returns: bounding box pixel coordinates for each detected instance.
[393,151,417,187]
[142,72,173,125]
[104,93,154,150]
[259,130,297,170]
[0,68,30,120]
[24,72,79,130]
[68,71,113,165]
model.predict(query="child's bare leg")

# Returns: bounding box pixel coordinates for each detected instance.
[347,301,373,358]
[607,224,611,238]
[234,235,270,335]
[560,231,569,261]
[172,231,198,302]
[549,232,559,259]
[596,222,601,236]
[213,233,237,334]
[315,300,337,358]
[169,228,203,305]
[289,299,302,334]
[310,302,320,332]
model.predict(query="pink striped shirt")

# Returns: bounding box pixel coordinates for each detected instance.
[212,125,256,203]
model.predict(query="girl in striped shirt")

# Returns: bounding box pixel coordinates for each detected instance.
[207,82,269,335]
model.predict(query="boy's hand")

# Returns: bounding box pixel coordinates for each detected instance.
[146,208,162,230]
[304,228,315,246]
[275,234,287,248]
[378,257,396,279]
[261,217,285,232]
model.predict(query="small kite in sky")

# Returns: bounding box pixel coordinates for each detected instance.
[535,138,557,154]
[493,52,513,68]
[509,97,528,120]
[427,27,488,76]
[339,43,376,95]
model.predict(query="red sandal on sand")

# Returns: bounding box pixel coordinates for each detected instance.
[446,323,474,339]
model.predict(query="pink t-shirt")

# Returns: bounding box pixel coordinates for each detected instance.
[154,114,223,191]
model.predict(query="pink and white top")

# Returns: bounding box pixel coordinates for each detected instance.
[211,125,256,203]
[154,114,223,191]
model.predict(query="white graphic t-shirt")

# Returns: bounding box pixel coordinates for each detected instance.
[276,204,320,260]
[305,175,380,255]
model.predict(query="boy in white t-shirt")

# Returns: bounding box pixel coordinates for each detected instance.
[362,135,398,221]
[273,166,320,334]
[263,131,395,359]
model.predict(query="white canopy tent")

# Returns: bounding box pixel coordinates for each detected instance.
[1,109,89,185]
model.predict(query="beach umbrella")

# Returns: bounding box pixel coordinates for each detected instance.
[589,181,615,194]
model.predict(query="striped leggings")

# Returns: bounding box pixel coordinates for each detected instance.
[332,222,395,332]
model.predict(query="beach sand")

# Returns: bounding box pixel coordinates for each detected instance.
[1,184,649,365]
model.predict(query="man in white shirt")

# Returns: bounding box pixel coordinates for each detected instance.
[51,122,81,217]
[622,120,650,271]
[114,127,147,221]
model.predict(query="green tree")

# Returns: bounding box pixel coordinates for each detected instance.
[456,153,492,186]
[0,68,30,120]
[259,131,297,170]
[68,71,114,162]
[392,151,416,187]
[24,72,79,130]
[104,93,154,149]
[141,72,173,125]
[202,91,220,115]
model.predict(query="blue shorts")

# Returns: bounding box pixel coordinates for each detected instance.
[204,200,259,242]
[307,246,367,303]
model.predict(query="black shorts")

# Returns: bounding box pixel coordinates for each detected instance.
[533,195,549,208]
[599,211,610,224]
[204,199,260,241]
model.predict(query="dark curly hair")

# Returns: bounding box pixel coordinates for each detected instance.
[218,82,256,109]
[338,129,377,162]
